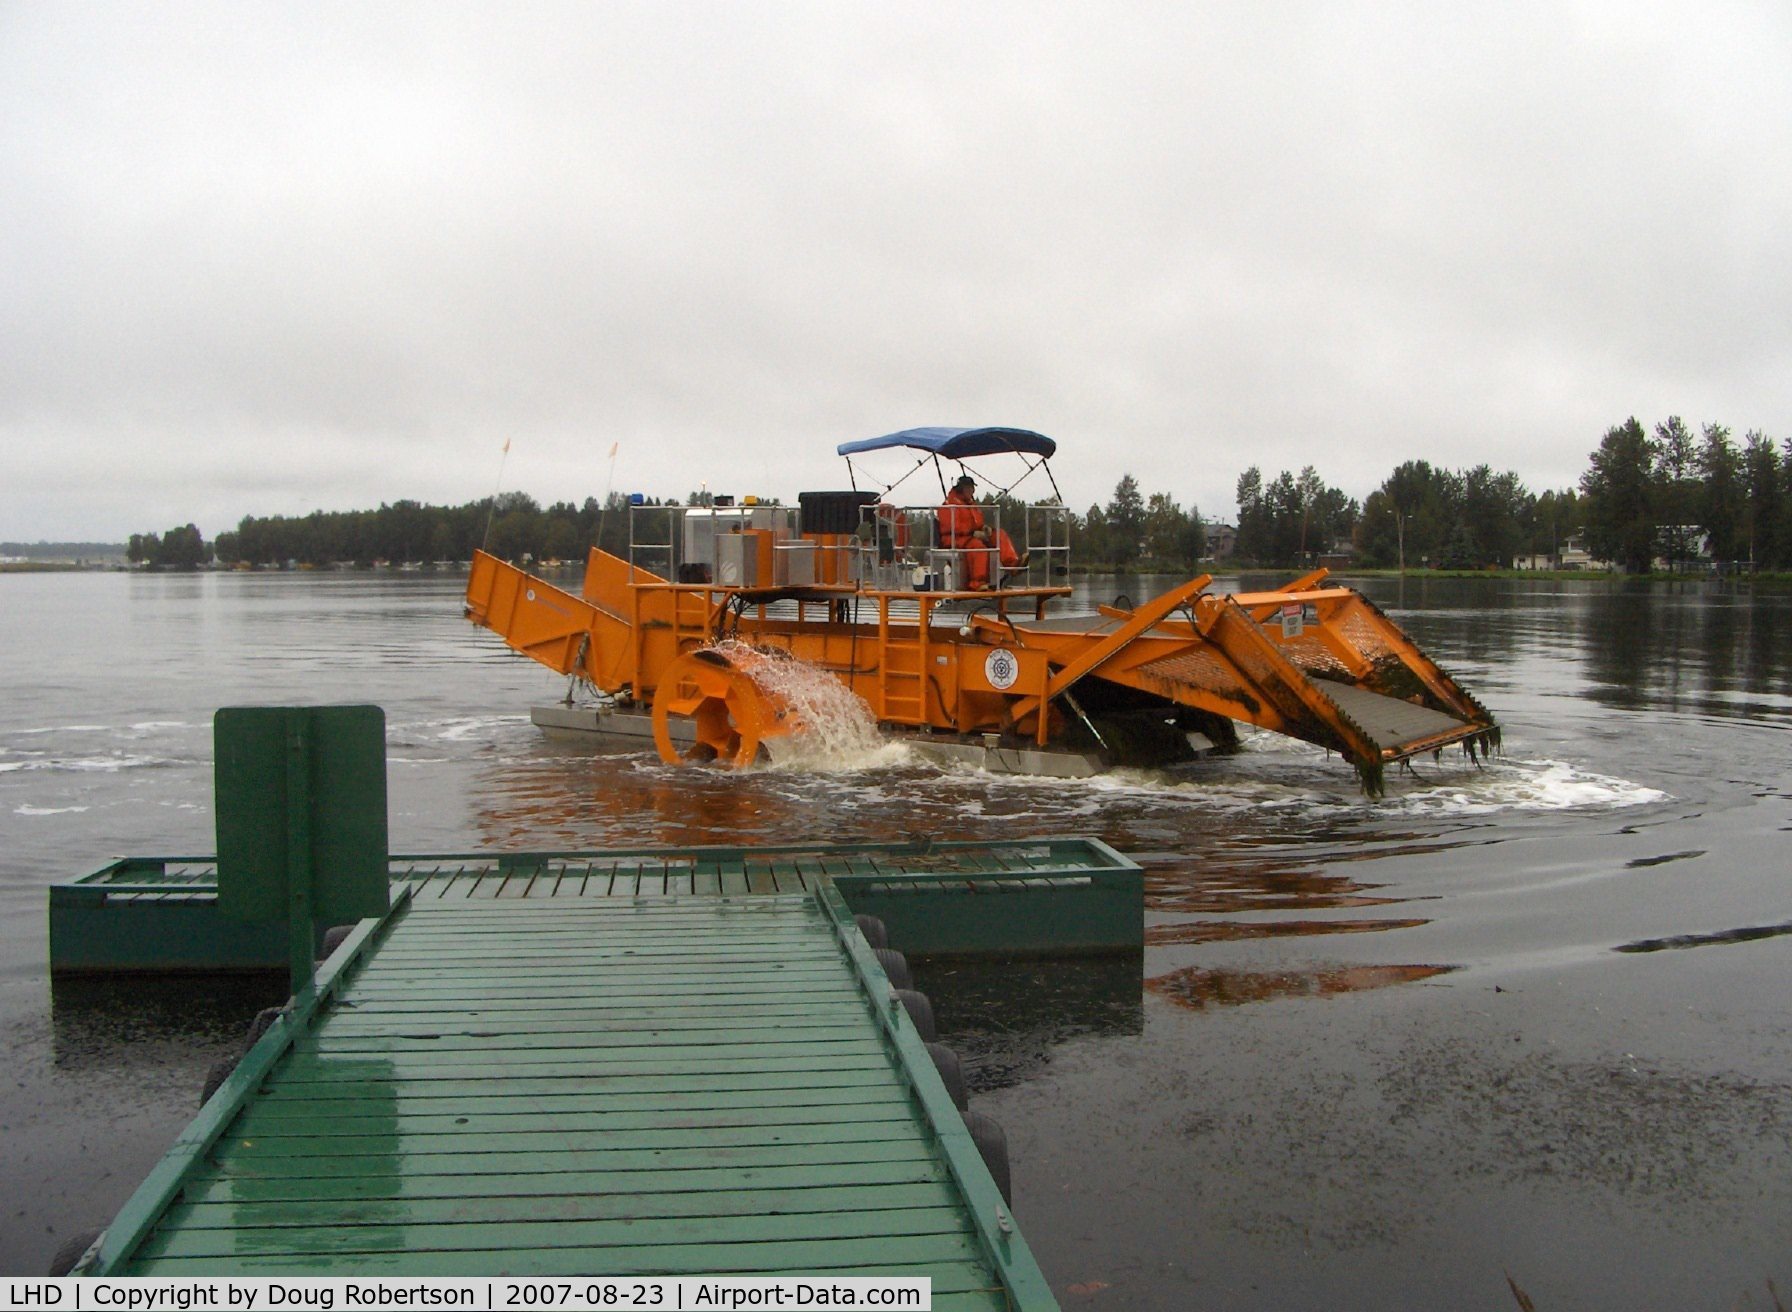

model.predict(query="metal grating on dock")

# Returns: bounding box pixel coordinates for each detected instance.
[86,889,1053,1306]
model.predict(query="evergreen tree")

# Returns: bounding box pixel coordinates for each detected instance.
[1357,461,1530,568]
[1460,465,1529,568]
[162,524,208,568]
[595,492,633,557]
[1697,424,1743,567]
[1357,461,1452,567]
[1177,501,1206,564]
[1234,465,1355,566]
[1741,431,1781,568]
[543,518,581,562]
[1581,418,1658,573]
[1079,504,1111,566]
[1653,416,1700,571]
[1780,436,1792,569]
[1105,475,1145,567]
[1142,492,1191,565]
[128,524,211,569]
[1263,470,1306,563]
[1234,467,1268,563]
[1525,488,1580,565]
[1439,521,1479,570]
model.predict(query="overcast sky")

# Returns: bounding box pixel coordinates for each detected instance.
[4,2,1790,541]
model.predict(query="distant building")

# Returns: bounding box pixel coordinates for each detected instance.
[1516,534,1608,571]
[1560,535,1603,569]
[1652,528,1713,573]
[1203,522,1237,560]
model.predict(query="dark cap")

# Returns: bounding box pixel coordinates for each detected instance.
[953,474,975,490]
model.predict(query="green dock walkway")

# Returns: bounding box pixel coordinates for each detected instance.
[83,885,1056,1306]
[51,838,1144,973]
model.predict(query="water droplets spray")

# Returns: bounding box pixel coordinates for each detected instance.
[708,639,908,772]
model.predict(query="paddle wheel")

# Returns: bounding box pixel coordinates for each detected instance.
[650,645,796,766]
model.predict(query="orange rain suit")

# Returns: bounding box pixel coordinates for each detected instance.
[936,488,1021,589]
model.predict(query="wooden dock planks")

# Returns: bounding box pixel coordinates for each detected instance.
[79,839,1122,900]
[103,893,1038,1306]
[52,839,1139,980]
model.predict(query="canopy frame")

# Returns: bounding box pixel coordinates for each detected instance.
[839,427,1062,504]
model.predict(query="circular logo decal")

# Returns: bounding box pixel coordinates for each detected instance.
[984,648,1019,691]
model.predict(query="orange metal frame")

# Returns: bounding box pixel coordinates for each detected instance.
[467,533,1497,787]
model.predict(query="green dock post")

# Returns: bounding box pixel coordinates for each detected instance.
[282,713,313,997]
[214,706,391,997]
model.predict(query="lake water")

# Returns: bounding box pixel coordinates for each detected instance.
[2,569,1789,1307]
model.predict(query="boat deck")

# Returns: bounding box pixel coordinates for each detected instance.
[81,886,1055,1304]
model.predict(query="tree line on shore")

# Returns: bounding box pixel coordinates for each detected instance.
[1575,417,1785,573]
[126,524,210,569]
[133,493,654,569]
[127,415,1789,573]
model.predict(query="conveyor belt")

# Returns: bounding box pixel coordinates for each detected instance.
[1317,681,1480,755]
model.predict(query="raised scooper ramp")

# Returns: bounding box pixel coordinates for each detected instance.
[992,573,1497,792]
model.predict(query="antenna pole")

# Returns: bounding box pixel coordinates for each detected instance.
[481,439,512,552]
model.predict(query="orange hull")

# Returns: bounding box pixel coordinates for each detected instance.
[466,545,1497,794]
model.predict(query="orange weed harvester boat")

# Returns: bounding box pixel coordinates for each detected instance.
[464,427,1497,793]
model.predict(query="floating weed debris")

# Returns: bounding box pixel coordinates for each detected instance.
[1145,962,1457,1009]
[1505,1273,1537,1311]
[1615,920,1792,954]
[1145,917,1430,946]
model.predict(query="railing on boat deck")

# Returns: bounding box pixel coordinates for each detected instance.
[620,500,1071,595]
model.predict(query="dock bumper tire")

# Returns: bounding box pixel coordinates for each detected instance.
[872,947,912,990]
[243,1006,283,1052]
[318,924,355,960]
[49,1228,103,1276]
[200,1055,237,1107]
[962,1109,1012,1205]
[855,914,889,949]
[893,988,937,1040]
[925,1042,969,1109]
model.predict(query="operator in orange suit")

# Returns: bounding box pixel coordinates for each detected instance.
[937,474,1025,589]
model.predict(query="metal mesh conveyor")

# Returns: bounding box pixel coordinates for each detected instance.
[1315,681,1481,755]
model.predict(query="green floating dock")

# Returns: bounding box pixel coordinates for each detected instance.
[82,882,1057,1305]
[51,838,1143,973]
[55,710,1133,1299]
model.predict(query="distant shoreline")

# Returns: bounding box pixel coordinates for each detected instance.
[1338,566,1792,584]
[1081,564,1792,585]
[7,558,1791,586]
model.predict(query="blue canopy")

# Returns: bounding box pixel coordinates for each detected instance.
[837,426,1056,461]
